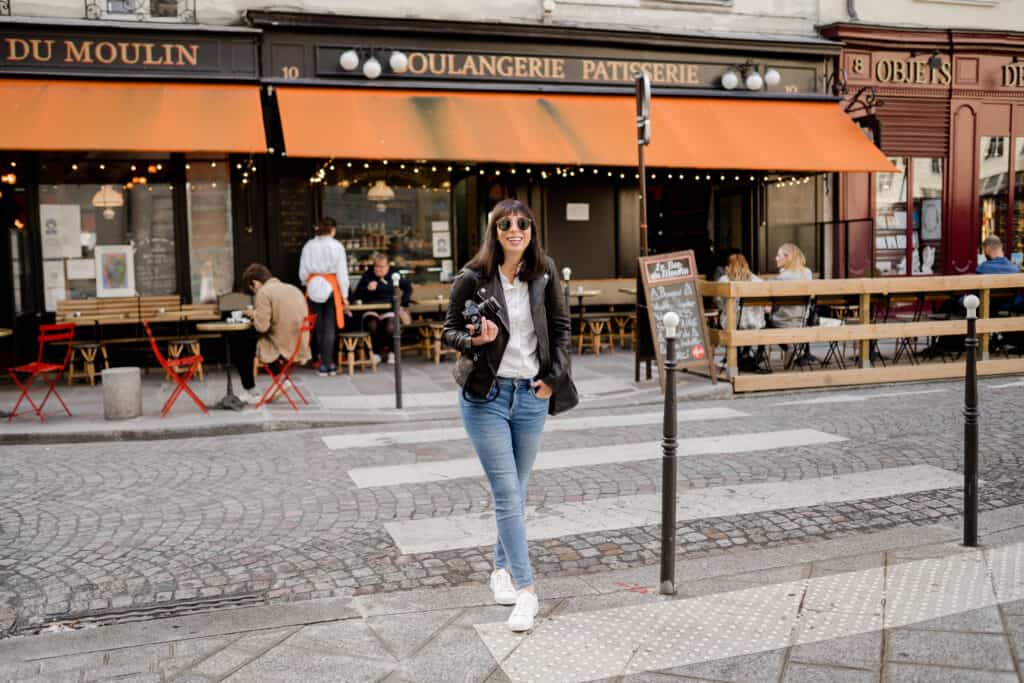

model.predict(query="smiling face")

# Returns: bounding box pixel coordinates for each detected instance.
[496,213,532,262]
[373,258,389,278]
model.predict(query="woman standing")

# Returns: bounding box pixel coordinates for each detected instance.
[442,199,572,632]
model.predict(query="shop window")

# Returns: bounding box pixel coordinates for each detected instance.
[979,136,1009,264]
[36,155,176,310]
[321,166,453,285]
[912,158,943,275]
[875,157,945,276]
[186,158,233,303]
[766,177,817,275]
[875,158,908,275]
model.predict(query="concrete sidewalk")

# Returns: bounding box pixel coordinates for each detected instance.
[2,508,1021,683]
[0,352,729,444]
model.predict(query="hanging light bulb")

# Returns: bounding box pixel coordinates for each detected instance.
[745,70,764,91]
[363,57,382,79]
[389,51,409,74]
[764,68,781,87]
[721,70,740,90]
[340,49,359,71]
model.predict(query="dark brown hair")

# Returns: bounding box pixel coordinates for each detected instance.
[464,199,546,281]
[241,263,273,292]
[316,216,337,237]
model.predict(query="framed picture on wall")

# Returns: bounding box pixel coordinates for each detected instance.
[94,245,136,298]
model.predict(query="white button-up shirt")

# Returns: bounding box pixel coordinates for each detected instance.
[496,269,540,379]
[299,236,349,303]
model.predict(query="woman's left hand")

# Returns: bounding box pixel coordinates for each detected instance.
[532,380,553,399]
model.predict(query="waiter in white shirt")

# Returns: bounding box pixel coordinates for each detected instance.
[299,216,349,376]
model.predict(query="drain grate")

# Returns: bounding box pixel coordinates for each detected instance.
[17,591,267,635]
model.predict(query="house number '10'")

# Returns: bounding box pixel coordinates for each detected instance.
[281,66,300,79]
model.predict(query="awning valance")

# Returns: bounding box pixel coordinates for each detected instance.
[0,79,266,153]
[276,87,894,173]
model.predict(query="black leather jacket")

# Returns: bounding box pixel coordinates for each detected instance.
[442,256,572,399]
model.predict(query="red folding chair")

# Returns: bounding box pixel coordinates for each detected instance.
[256,313,316,410]
[7,322,76,422]
[144,322,208,418]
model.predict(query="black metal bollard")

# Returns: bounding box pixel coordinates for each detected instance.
[392,272,403,410]
[660,311,680,595]
[562,266,572,342]
[963,294,980,547]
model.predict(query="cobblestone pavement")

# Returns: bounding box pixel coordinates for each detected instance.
[2,377,1022,642]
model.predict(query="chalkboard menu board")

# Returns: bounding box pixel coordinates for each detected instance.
[275,177,313,284]
[638,250,715,385]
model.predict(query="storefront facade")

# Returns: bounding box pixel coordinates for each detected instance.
[250,11,890,286]
[824,24,1024,276]
[0,21,265,362]
[1,13,893,363]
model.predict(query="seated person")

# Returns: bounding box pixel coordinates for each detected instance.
[353,253,413,363]
[715,253,768,372]
[768,243,816,365]
[235,263,311,403]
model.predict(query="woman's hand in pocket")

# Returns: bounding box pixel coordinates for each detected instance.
[532,380,553,399]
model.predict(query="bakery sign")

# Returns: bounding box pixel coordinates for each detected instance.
[313,46,814,92]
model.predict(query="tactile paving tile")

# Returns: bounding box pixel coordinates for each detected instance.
[986,542,1024,603]
[885,551,996,629]
[795,567,884,644]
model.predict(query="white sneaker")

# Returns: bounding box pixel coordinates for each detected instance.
[238,388,262,404]
[507,590,538,632]
[489,569,517,606]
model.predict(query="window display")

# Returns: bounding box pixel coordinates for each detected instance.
[979,136,1010,264]
[36,154,176,307]
[321,165,452,284]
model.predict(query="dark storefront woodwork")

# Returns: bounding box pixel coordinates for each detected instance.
[824,24,1024,276]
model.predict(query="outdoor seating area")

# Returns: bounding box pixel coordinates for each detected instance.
[703,273,1024,391]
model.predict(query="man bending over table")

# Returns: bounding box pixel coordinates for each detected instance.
[235,263,311,403]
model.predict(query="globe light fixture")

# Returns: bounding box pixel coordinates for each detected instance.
[763,68,781,87]
[745,70,764,91]
[721,70,740,90]
[340,49,359,71]
[363,57,382,80]
[389,50,409,74]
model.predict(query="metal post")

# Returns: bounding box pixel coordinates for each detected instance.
[636,72,651,258]
[660,311,680,595]
[562,266,572,349]
[392,272,403,410]
[963,294,980,547]
[638,145,649,258]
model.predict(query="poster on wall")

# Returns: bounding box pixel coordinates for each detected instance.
[94,245,136,297]
[921,199,942,241]
[43,260,66,312]
[67,258,96,280]
[432,232,451,258]
[40,204,82,259]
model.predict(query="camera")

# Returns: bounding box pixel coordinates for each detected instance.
[463,296,502,337]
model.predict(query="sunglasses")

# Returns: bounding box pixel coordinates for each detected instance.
[496,217,532,231]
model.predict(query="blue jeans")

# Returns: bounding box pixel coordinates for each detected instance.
[459,377,549,589]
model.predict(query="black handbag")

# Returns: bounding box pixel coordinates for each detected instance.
[548,374,579,415]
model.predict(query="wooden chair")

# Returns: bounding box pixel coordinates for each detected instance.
[428,322,459,364]
[610,311,635,349]
[168,338,204,381]
[66,341,109,386]
[337,331,378,375]
[578,313,613,355]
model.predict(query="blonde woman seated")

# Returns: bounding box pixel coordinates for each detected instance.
[770,242,817,365]
[716,253,768,372]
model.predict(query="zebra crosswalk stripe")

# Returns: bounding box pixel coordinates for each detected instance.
[322,406,747,451]
[384,464,962,555]
[349,429,844,488]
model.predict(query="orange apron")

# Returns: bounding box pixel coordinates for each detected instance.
[308,273,346,330]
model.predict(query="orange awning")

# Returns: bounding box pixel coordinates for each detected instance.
[0,80,266,153]
[277,87,894,173]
